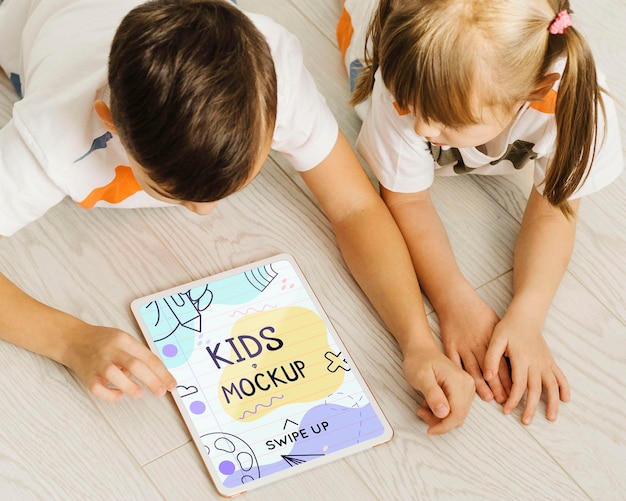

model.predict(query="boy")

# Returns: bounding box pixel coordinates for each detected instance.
[0,0,476,434]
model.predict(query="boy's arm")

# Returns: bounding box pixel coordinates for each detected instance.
[0,261,176,400]
[484,188,576,424]
[299,130,475,435]
[379,185,511,404]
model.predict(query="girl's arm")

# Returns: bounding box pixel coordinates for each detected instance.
[0,264,176,400]
[380,186,511,403]
[484,187,576,424]
[301,131,475,435]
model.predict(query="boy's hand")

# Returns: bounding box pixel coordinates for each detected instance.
[0,272,175,400]
[439,290,511,404]
[62,323,177,402]
[483,313,570,425]
[402,343,476,435]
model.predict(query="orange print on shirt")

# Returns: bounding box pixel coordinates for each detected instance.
[336,8,354,59]
[393,102,410,116]
[530,89,557,114]
[78,165,142,209]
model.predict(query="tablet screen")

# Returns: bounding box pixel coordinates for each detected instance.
[131,254,393,496]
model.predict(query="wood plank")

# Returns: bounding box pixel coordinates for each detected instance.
[136,158,588,498]
[478,271,626,500]
[0,342,163,499]
[0,200,195,465]
[144,442,379,500]
[1,0,624,499]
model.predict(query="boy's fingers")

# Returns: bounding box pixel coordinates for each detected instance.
[140,353,177,392]
[104,364,143,398]
[445,348,463,368]
[89,380,124,402]
[125,357,170,397]
[426,421,453,435]
[416,405,438,426]
[416,372,473,435]
[417,405,453,435]
[422,384,450,419]
[125,340,177,391]
[425,407,467,435]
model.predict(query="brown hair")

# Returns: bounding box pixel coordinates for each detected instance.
[109,0,277,202]
[353,0,605,216]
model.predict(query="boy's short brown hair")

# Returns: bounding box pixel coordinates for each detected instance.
[108,0,277,202]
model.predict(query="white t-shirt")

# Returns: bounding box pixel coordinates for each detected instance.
[357,67,623,198]
[0,0,338,236]
[340,0,623,198]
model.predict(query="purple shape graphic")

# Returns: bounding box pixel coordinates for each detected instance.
[162,344,178,357]
[190,401,206,415]
[222,403,384,488]
[219,461,236,475]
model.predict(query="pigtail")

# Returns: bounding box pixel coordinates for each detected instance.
[350,0,396,106]
[544,13,605,217]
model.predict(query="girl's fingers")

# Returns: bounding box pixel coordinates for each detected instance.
[543,373,561,422]
[483,337,507,381]
[459,350,493,402]
[554,365,571,402]
[503,363,528,414]
[522,369,542,425]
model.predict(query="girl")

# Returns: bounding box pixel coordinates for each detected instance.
[338,0,623,427]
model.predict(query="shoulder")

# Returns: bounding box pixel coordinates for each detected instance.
[242,10,338,171]
[244,10,307,92]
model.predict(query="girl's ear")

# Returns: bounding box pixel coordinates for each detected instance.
[94,100,118,134]
[528,72,560,101]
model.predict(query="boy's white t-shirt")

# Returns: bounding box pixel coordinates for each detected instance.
[0,0,338,236]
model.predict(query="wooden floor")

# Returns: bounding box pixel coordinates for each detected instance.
[1,0,624,499]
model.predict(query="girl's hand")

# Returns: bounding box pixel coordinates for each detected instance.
[483,314,570,424]
[62,323,177,401]
[440,289,511,404]
[402,342,476,435]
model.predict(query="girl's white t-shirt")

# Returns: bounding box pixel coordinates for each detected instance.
[0,0,338,236]
[339,0,623,199]
[357,66,623,197]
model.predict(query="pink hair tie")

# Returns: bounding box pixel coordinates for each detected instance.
[549,10,572,35]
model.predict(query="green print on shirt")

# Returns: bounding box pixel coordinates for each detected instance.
[430,140,539,174]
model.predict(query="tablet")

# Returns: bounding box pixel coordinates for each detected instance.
[131,254,393,497]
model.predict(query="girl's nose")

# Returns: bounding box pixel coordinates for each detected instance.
[413,119,442,139]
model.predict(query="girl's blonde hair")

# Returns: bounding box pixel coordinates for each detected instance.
[353,0,605,216]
